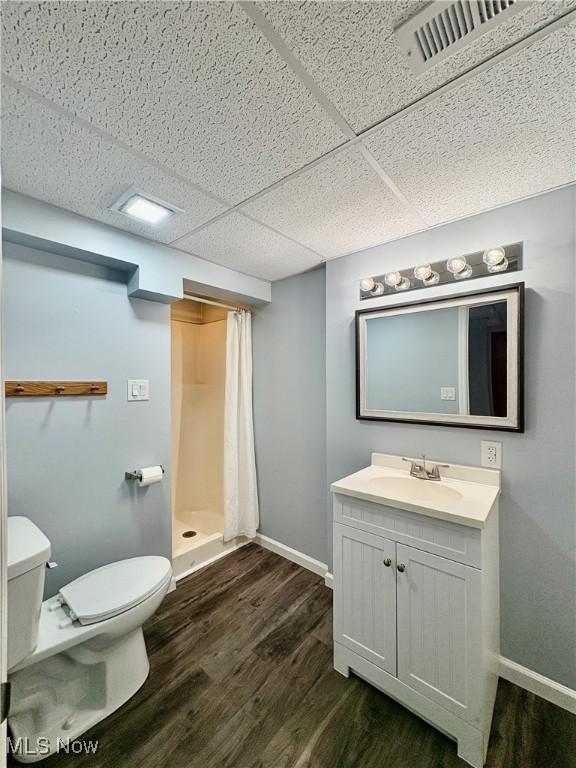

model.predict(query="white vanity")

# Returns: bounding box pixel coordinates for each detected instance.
[332,453,500,768]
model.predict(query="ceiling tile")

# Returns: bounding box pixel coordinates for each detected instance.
[1,2,344,204]
[176,213,321,282]
[1,84,228,242]
[364,23,576,225]
[258,0,576,132]
[242,145,424,259]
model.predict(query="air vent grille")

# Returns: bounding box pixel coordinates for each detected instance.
[477,0,518,23]
[395,0,524,75]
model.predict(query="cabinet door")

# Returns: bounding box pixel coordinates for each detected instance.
[334,524,396,675]
[396,543,482,724]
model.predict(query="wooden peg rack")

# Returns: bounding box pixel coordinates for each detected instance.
[5,381,108,398]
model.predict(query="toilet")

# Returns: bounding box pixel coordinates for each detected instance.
[7,516,172,763]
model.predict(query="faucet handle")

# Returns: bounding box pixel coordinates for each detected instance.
[428,462,450,480]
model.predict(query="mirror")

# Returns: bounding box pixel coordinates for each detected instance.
[356,284,524,431]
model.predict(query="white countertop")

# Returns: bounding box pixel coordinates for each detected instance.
[331,455,500,529]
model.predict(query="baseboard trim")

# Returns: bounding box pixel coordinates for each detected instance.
[254,533,328,579]
[325,572,334,589]
[498,656,576,714]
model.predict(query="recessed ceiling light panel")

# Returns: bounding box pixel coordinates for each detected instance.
[110,188,184,225]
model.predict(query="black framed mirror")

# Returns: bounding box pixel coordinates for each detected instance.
[356,283,524,431]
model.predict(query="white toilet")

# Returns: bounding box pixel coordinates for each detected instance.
[7,516,172,763]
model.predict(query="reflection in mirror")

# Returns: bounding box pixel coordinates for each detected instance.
[357,285,523,431]
[468,303,507,417]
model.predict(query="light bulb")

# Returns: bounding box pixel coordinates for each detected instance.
[385,271,402,287]
[414,264,432,281]
[453,264,473,280]
[487,257,509,273]
[447,256,467,274]
[395,277,411,291]
[360,277,375,292]
[423,271,440,286]
[483,247,506,266]
[370,281,385,295]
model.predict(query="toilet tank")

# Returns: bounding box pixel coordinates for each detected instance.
[7,517,51,670]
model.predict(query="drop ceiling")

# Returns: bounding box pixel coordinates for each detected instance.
[1,1,575,281]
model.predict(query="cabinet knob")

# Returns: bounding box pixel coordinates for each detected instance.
[397,563,406,573]
[383,558,392,567]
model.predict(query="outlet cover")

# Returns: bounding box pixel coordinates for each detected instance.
[481,440,502,469]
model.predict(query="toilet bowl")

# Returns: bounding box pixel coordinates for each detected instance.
[7,516,172,763]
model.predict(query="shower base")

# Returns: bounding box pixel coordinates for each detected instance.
[172,509,246,578]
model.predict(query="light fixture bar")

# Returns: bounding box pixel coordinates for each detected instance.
[359,242,522,301]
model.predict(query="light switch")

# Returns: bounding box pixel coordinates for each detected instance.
[127,380,150,401]
[440,387,456,401]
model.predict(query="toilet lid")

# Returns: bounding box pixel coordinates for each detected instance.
[58,556,172,625]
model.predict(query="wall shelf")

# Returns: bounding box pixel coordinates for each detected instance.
[5,381,108,397]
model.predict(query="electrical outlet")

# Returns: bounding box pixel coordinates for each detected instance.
[440,386,456,401]
[481,440,502,469]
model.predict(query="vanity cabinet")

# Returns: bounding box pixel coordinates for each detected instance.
[333,493,499,768]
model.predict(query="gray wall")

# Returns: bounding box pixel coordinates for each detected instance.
[3,242,171,597]
[326,187,575,688]
[365,307,459,414]
[253,266,327,565]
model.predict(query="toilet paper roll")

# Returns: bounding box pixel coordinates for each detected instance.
[138,466,164,487]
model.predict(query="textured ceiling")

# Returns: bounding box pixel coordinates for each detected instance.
[364,22,576,225]
[1,83,228,242]
[1,1,575,281]
[257,0,575,131]
[176,212,320,282]
[241,145,426,259]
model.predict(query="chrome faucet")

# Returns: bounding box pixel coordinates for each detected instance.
[402,455,449,481]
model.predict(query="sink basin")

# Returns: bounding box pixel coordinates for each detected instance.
[369,476,463,504]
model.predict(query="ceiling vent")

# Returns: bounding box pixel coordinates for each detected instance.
[395,0,525,75]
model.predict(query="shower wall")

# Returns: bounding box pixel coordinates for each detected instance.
[171,307,227,524]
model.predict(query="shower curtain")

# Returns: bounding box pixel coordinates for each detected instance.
[223,310,259,541]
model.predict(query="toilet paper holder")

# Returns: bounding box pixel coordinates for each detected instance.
[125,466,165,481]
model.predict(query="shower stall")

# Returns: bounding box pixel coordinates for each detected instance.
[171,297,241,577]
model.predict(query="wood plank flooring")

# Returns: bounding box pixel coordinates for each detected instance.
[11,544,576,768]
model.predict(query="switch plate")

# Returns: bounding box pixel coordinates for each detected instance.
[440,386,456,401]
[127,380,150,401]
[481,440,502,469]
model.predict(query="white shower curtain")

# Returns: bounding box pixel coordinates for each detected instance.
[223,310,259,541]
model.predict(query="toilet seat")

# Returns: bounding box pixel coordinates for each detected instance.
[58,556,172,625]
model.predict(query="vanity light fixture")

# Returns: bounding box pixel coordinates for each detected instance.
[370,281,385,296]
[359,277,376,292]
[384,271,403,287]
[414,263,432,281]
[487,257,509,273]
[454,264,473,279]
[483,247,506,267]
[422,270,440,286]
[446,255,468,275]
[110,188,184,225]
[358,243,521,300]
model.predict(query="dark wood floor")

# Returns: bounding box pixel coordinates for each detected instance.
[12,544,576,768]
